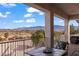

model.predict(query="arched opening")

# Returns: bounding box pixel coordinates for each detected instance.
[54,16,65,47]
[69,20,79,44]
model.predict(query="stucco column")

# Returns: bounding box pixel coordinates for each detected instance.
[76,20,79,33]
[78,23,79,33]
[64,19,70,43]
[44,11,54,50]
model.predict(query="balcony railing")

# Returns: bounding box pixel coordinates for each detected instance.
[0,38,34,56]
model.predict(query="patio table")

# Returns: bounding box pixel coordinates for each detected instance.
[25,47,66,56]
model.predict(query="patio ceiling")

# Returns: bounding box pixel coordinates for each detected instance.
[27,3,79,20]
[56,4,79,15]
[54,3,79,20]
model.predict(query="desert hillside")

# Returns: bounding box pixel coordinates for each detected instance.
[0,30,33,41]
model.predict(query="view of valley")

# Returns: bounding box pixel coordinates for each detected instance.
[0,25,64,41]
[0,25,65,56]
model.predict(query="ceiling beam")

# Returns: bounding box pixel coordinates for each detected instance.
[51,4,69,20]
[25,3,51,12]
[69,14,79,20]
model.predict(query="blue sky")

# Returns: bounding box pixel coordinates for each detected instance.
[54,16,78,26]
[0,3,78,29]
[0,3,45,29]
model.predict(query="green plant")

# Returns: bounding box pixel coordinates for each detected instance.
[31,30,45,47]
[55,41,68,50]
[54,31,62,41]
[4,32,9,40]
[70,24,77,34]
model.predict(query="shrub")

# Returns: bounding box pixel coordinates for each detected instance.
[54,31,62,41]
[31,30,45,47]
[4,32,9,38]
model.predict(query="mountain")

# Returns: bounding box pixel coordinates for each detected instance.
[0,25,78,32]
[14,25,64,31]
[54,25,64,31]
[15,26,44,30]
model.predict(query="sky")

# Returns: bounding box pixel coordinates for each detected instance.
[0,3,45,29]
[0,3,78,29]
[54,16,78,26]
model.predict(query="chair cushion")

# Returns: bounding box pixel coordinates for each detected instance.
[55,41,68,50]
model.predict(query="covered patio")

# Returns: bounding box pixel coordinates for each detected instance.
[25,3,79,56]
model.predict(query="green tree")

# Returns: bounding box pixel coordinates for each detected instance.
[54,31,62,44]
[70,24,77,34]
[54,31,62,42]
[31,30,45,47]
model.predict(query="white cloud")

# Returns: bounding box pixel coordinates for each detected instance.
[70,20,78,26]
[13,18,36,23]
[39,12,44,15]
[13,20,24,23]
[0,13,7,18]
[6,11,11,14]
[25,18,36,23]
[8,3,16,6]
[0,3,16,7]
[27,7,44,15]
[0,11,11,18]
[59,20,63,23]
[24,14,32,18]
[27,7,40,13]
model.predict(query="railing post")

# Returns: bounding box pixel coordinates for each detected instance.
[0,39,28,56]
[1,44,3,56]
[15,42,16,56]
[23,40,25,56]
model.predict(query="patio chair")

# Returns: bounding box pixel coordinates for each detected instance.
[55,41,69,55]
